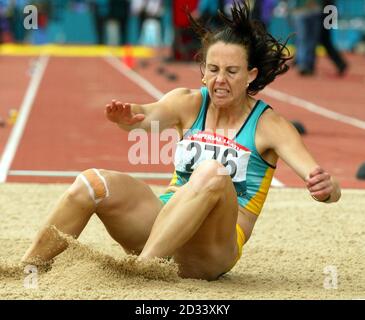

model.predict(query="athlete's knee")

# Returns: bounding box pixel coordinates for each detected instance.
[68,168,110,207]
[191,160,229,193]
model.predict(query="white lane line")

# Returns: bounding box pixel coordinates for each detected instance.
[271,178,284,187]
[104,55,284,187]
[0,55,50,183]
[262,87,365,130]
[104,55,164,99]
[8,170,173,180]
[8,170,285,187]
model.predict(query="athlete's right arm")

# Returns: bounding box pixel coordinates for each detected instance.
[105,88,198,132]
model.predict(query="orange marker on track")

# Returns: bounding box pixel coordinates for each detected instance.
[123,45,135,69]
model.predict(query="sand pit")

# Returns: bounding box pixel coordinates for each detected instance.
[0,183,364,299]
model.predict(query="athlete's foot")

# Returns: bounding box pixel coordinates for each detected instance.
[21,225,69,265]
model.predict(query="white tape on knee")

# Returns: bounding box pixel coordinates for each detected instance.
[79,169,110,204]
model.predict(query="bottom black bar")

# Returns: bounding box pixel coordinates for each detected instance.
[0,300,361,318]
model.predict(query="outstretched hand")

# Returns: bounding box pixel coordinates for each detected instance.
[305,166,333,201]
[105,100,145,126]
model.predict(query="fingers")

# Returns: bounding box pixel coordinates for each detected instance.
[110,99,117,111]
[105,101,125,123]
[310,184,333,200]
[307,177,332,200]
[309,166,324,178]
[306,166,328,185]
[305,167,333,201]
[306,171,330,187]
[311,189,332,200]
[105,101,130,114]
[123,103,131,113]
[307,180,331,193]
[105,101,144,125]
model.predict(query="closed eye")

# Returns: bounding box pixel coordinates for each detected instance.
[227,67,240,74]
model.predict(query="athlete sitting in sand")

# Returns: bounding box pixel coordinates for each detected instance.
[22,1,341,280]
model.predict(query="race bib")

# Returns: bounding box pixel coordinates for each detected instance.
[174,131,251,182]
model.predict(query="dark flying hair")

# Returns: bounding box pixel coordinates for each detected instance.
[188,0,292,95]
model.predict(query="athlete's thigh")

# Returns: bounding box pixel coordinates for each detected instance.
[173,177,239,277]
[95,170,163,253]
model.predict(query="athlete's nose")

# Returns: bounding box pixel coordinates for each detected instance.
[216,70,227,83]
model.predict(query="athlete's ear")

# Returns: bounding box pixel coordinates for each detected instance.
[200,62,206,78]
[248,67,258,84]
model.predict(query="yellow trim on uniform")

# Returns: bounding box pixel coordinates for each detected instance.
[0,44,154,58]
[236,224,245,261]
[226,224,246,271]
[169,171,178,186]
[219,224,246,276]
[245,167,275,215]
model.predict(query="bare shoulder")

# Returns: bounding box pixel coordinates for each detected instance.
[162,88,202,107]
[257,107,301,148]
[259,108,291,129]
[162,87,203,126]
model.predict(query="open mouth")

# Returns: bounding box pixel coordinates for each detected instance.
[214,88,230,97]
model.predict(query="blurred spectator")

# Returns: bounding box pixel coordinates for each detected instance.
[0,0,10,43]
[7,0,29,43]
[222,0,235,17]
[91,0,130,45]
[49,0,66,21]
[1,0,49,44]
[34,0,51,44]
[169,0,199,61]
[289,0,322,75]
[195,0,222,30]
[252,0,277,28]
[131,0,163,45]
[91,0,109,44]
[109,0,129,45]
[320,0,348,75]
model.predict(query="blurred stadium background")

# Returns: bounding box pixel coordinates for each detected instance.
[0,0,364,50]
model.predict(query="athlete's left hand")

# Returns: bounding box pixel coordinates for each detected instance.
[105,100,145,126]
[305,166,333,201]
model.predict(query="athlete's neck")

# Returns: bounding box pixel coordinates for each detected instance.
[208,95,255,131]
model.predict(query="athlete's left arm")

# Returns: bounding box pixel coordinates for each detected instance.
[261,111,341,203]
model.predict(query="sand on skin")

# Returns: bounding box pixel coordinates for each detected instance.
[0,183,364,299]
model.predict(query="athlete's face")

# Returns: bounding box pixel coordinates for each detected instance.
[203,41,258,108]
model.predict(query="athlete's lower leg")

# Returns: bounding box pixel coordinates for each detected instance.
[21,169,107,263]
